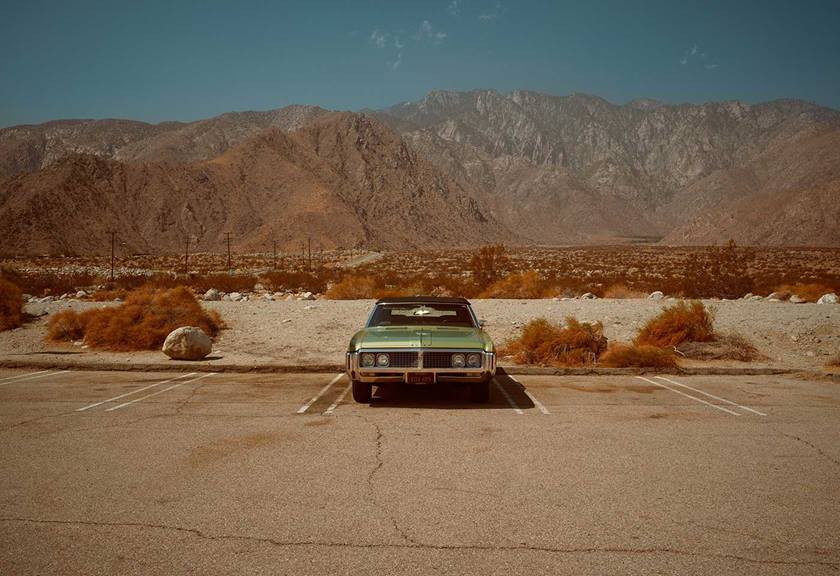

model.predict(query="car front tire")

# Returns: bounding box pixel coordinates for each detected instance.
[469,378,490,403]
[352,380,372,403]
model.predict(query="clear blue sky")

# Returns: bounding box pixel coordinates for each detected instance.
[2,0,839,127]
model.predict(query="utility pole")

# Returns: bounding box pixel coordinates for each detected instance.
[224,232,232,273]
[108,231,117,281]
[184,236,190,276]
[272,240,278,271]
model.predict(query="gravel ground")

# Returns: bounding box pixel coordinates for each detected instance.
[1,298,838,370]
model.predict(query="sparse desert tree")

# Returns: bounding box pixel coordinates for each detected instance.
[469,245,509,289]
[680,239,755,298]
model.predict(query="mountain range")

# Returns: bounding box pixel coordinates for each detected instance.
[1,90,838,255]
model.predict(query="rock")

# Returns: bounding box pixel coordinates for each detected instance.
[229,292,243,302]
[817,293,838,305]
[742,293,754,300]
[749,295,764,301]
[580,292,597,300]
[76,290,87,298]
[203,288,222,301]
[273,292,284,299]
[767,292,784,301]
[254,283,265,292]
[285,294,295,301]
[221,294,232,301]
[648,291,664,300]
[300,291,316,301]
[805,351,815,358]
[303,304,317,310]
[22,294,32,301]
[60,293,69,300]
[162,327,212,360]
[39,296,54,303]
[281,319,292,323]
[789,295,805,304]
[262,294,274,301]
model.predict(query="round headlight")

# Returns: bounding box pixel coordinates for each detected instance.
[451,353,466,368]
[467,353,482,368]
[376,353,390,367]
[361,353,375,367]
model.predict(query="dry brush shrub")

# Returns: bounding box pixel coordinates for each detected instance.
[46,286,224,351]
[504,317,607,367]
[599,343,678,368]
[635,301,715,348]
[602,283,648,299]
[479,270,548,299]
[1,267,96,297]
[772,283,837,303]
[0,277,24,331]
[326,275,379,299]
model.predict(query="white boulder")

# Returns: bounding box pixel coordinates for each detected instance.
[162,327,212,360]
[300,291,316,301]
[203,288,222,301]
[229,292,243,302]
[648,291,664,300]
[817,293,838,305]
[76,290,87,298]
[580,292,597,300]
[789,295,805,304]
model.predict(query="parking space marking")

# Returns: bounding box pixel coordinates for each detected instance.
[0,370,69,387]
[493,378,524,415]
[324,382,352,415]
[0,370,51,384]
[297,373,344,414]
[653,376,767,416]
[106,373,216,411]
[636,376,741,416]
[77,372,197,412]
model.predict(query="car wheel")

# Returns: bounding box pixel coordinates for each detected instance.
[469,379,490,403]
[352,380,372,403]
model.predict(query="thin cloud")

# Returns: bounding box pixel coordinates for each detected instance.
[447,0,460,16]
[479,1,501,21]
[394,36,405,49]
[390,52,403,70]
[681,43,717,69]
[369,30,387,49]
[413,20,447,44]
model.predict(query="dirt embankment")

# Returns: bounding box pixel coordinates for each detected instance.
[0,298,837,371]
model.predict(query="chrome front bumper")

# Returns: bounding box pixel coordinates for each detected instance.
[346,350,496,384]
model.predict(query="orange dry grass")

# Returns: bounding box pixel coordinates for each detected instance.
[602,283,648,299]
[46,286,224,351]
[504,317,607,366]
[326,275,379,299]
[599,343,679,368]
[480,271,549,299]
[635,301,716,348]
[0,277,24,331]
[772,283,836,303]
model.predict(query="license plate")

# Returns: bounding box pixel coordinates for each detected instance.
[407,373,434,384]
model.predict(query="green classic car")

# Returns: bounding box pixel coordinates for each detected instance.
[346,297,497,404]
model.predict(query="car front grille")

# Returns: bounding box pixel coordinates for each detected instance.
[423,352,454,369]
[388,352,419,368]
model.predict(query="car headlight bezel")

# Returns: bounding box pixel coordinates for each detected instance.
[376,353,390,367]
[466,353,482,368]
[451,353,466,368]
[361,353,375,367]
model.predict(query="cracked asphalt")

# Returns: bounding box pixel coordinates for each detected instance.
[0,368,838,575]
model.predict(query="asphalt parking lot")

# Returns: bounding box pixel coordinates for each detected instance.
[0,368,838,575]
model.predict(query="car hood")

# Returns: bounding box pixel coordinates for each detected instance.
[350,326,492,351]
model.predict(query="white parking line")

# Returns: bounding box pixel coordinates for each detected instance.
[493,378,524,415]
[0,370,69,387]
[505,375,550,414]
[76,373,197,412]
[324,383,352,415]
[654,376,767,416]
[106,373,216,411]
[297,373,344,414]
[0,370,51,383]
[636,376,741,416]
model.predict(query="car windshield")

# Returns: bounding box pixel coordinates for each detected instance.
[367,303,476,328]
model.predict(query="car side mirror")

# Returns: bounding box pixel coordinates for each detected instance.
[478,319,487,328]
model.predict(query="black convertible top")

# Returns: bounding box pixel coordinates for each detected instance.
[375,296,471,305]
